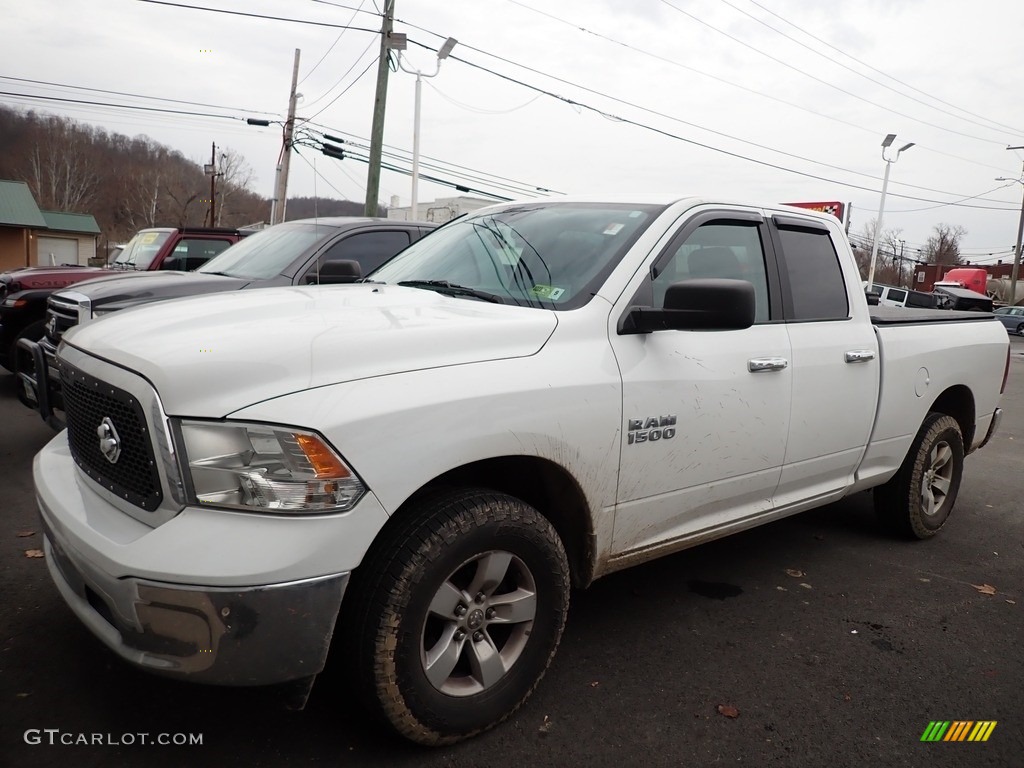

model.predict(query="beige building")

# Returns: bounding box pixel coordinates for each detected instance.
[0,180,100,271]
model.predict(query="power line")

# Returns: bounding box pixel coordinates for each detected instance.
[0,90,259,122]
[298,0,369,86]
[301,38,377,110]
[403,39,1018,211]
[302,56,377,121]
[720,0,1017,139]
[396,26,1013,205]
[746,0,1024,136]
[0,75,278,116]
[136,0,379,33]
[303,121,562,194]
[496,0,1010,175]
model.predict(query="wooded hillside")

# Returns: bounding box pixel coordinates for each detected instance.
[0,107,369,247]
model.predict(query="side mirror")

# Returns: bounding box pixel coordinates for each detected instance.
[619,279,756,334]
[312,259,362,285]
[865,289,880,306]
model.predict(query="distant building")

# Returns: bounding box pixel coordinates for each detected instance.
[387,195,495,224]
[0,180,101,271]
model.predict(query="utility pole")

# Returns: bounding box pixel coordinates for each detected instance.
[1006,147,1024,306]
[203,142,221,227]
[208,142,217,227]
[365,0,395,217]
[272,48,301,225]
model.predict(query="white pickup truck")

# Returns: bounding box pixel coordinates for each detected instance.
[33,196,1008,745]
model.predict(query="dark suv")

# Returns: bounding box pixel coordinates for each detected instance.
[19,217,435,427]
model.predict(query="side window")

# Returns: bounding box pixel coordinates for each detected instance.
[160,239,232,270]
[652,221,771,323]
[318,230,411,276]
[776,225,849,320]
[888,288,907,303]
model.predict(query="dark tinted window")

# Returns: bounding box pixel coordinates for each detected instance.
[321,230,411,274]
[887,288,907,303]
[777,226,849,320]
[161,238,232,271]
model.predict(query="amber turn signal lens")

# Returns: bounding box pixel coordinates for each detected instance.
[295,434,351,478]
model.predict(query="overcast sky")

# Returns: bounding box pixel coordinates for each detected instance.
[5,0,1024,262]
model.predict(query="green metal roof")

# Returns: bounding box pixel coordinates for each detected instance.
[0,180,46,228]
[40,210,101,235]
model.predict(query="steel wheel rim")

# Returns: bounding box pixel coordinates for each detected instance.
[920,439,954,517]
[420,550,537,697]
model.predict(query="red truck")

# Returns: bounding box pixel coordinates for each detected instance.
[0,227,248,372]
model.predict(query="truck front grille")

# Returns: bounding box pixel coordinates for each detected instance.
[46,295,83,346]
[60,361,162,512]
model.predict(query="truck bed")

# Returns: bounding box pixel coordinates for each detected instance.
[868,306,995,325]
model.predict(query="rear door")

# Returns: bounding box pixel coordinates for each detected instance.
[767,214,878,507]
[608,209,792,555]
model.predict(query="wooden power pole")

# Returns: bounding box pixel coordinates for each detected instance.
[364,0,395,217]
[272,49,301,225]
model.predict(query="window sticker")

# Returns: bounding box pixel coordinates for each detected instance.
[140,232,159,245]
[603,223,625,236]
[530,284,566,300]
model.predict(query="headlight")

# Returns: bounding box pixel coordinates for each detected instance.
[175,420,365,514]
[2,296,26,308]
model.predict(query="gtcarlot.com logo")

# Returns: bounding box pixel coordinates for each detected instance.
[920,721,997,742]
[24,729,203,746]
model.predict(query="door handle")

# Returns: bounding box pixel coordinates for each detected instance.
[845,350,876,363]
[748,357,788,372]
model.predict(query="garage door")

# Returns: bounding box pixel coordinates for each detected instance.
[37,237,79,266]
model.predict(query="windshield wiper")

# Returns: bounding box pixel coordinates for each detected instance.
[397,280,505,304]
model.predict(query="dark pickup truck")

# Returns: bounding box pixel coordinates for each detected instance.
[19,216,435,427]
[0,226,248,372]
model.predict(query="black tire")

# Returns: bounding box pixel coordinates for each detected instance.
[874,413,964,539]
[1016,322,1024,336]
[343,489,570,745]
[8,319,46,375]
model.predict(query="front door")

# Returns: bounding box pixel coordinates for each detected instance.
[608,211,792,556]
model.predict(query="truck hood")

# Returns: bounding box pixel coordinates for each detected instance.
[61,270,246,304]
[1,264,107,291]
[63,284,558,416]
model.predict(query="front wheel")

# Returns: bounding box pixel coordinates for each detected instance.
[344,490,570,745]
[874,413,964,539]
[1016,322,1024,336]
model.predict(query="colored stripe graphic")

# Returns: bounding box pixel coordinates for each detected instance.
[921,721,996,742]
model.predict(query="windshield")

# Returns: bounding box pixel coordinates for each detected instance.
[371,202,663,309]
[196,223,328,279]
[112,230,171,270]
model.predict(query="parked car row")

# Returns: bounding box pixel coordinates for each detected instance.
[9,217,435,428]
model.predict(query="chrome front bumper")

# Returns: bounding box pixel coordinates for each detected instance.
[39,505,348,686]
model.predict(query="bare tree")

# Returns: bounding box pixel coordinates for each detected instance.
[215,147,256,226]
[853,219,905,285]
[923,224,966,266]
[27,115,101,211]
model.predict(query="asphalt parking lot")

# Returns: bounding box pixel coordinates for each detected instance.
[2,338,1022,768]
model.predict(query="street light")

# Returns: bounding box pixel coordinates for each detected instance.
[398,37,458,221]
[867,134,914,290]
[996,144,1024,306]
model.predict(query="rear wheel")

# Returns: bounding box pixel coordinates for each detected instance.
[874,413,964,539]
[1016,322,1024,336]
[344,489,570,745]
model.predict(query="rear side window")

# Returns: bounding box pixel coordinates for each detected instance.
[776,225,849,320]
